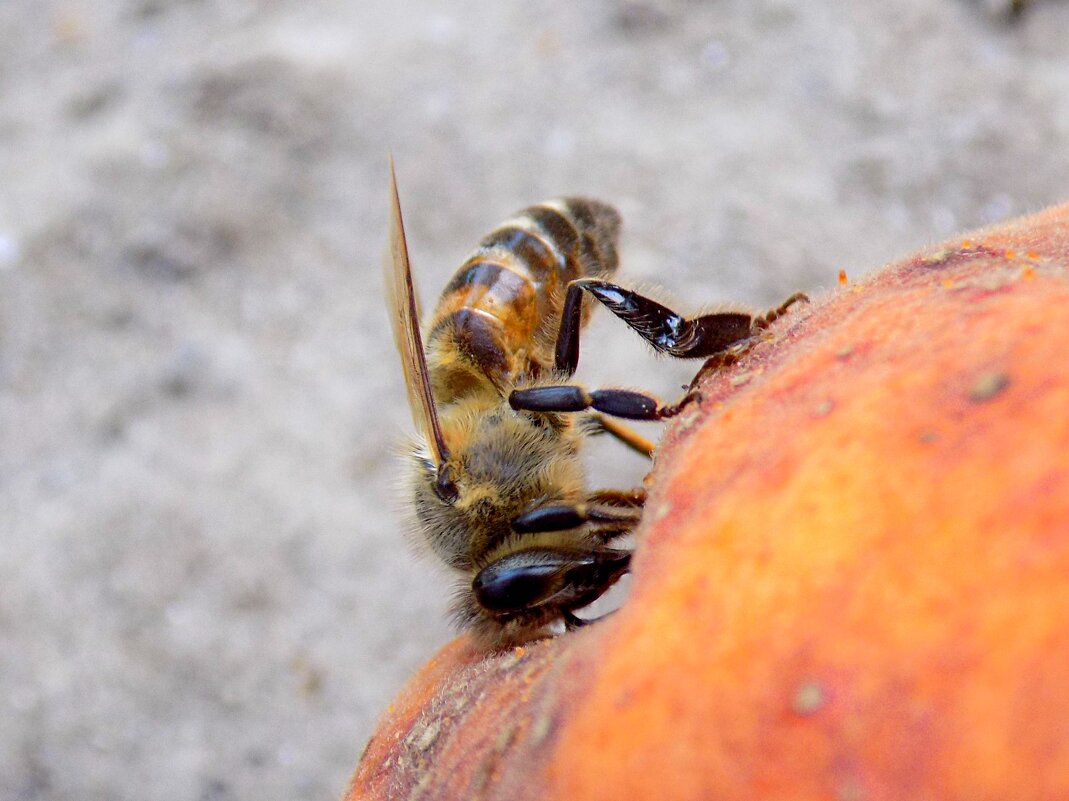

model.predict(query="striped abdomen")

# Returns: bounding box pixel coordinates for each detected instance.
[426,198,621,403]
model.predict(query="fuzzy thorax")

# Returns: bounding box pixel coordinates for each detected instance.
[409,396,586,574]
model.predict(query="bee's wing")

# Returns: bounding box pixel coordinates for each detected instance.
[385,159,449,466]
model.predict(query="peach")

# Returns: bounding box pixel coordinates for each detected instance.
[347,203,1069,801]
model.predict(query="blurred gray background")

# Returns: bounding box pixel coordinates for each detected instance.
[2,1,1068,799]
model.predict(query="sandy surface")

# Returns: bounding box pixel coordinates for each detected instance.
[3,1,1068,799]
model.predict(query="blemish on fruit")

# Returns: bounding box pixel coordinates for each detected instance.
[406,771,432,801]
[451,692,470,714]
[409,719,441,752]
[969,371,1010,403]
[497,649,526,670]
[494,722,519,752]
[792,681,826,716]
[648,501,673,524]
[530,710,556,746]
[837,778,866,801]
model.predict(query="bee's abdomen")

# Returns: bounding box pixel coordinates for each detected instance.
[428,199,621,391]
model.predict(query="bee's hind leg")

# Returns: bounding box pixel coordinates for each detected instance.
[685,291,811,389]
[752,291,810,330]
[555,279,755,373]
[554,278,809,375]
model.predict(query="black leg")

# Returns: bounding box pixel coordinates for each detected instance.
[512,499,643,535]
[511,384,698,421]
[683,292,811,390]
[552,279,809,374]
[554,280,587,376]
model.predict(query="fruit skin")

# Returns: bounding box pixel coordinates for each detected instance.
[347,204,1069,801]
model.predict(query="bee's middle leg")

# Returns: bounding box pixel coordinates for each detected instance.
[510,384,699,422]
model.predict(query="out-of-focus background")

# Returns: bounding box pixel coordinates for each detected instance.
[2,1,1068,798]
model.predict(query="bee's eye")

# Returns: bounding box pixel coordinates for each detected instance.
[434,466,460,505]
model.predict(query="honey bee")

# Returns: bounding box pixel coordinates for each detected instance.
[386,160,807,648]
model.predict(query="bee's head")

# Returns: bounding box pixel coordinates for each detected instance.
[409,406,584,572]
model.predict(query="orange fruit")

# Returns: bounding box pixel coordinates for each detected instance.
[348,203,1069,801]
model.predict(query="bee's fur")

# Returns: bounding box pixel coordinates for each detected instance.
[408,398,585,574]
[388,177,630,649]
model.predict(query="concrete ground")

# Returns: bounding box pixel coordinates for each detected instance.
[2,1,1068,799]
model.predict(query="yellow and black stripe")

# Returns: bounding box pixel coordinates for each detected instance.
[426,198,620,397]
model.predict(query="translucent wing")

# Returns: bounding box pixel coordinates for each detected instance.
[385,158,449,466]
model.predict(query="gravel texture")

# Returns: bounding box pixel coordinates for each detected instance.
[3,2,1068,799]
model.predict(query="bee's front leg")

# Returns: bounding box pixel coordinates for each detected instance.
[473,548,631,616]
